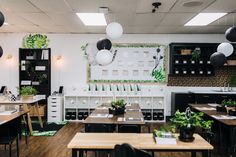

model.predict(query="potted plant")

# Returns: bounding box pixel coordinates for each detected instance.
[109,99,126,115]
[191,47,201,63]
[19,86,38,101]
[170,107,213,142]
[221,99,236,115]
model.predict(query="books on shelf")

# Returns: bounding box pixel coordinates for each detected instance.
[35,66,46,71]
[21,80,31,85]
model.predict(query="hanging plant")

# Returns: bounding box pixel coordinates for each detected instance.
[22,34,49,48]
[151,68,165,82]
[81,43,89,57]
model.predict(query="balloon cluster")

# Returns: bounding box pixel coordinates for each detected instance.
[210,26,236,67]
[95,22,123,66]
[0,11,4,58]
[96,38,113,65]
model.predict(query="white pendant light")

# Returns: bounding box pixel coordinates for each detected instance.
[95,49,113,65]
[217,42,234,57]
[106,22,123,39]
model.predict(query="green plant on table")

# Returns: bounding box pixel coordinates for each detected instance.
[19,86,38,96]
[111,99,126,109]
[221,99,236,107]
[170,107,213,130]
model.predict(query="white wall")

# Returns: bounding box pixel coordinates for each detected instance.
[0,33,226,115]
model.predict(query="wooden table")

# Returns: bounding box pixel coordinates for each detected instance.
[84,103,144,125]
[83,103,145,132]
[68,133,213,157]
[190,104,236,157]
[0,98,44,135]
[0,111,28,125]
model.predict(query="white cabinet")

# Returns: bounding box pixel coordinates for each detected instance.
[64,95,165,122]
[47,96,64,123]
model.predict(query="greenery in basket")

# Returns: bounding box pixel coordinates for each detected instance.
[22,34,49,48]
[19,86,38,96]
[153,126,176,137]
[221,99,236,107]
[111,99,126,109]
[191,48,201,61]
[170,108,213,131]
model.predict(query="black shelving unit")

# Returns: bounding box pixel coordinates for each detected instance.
[169,43,217,76]
[19,48,51,105]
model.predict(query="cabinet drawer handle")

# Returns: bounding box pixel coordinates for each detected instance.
[221,96,227,98]
[52,105,57,107]
[203,96,210,98]
[52,116,56,118]
[52,111,57,112]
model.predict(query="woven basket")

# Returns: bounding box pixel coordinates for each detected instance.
[180,49,191,55]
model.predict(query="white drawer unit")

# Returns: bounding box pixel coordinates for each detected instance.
[47,96,64,123]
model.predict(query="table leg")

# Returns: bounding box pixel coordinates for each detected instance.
[202,150,209,157]
[79,150,84,157]
[23,104,33,135]
[191,151,196,157]
[35,103,43,128]
[72,149,77,157]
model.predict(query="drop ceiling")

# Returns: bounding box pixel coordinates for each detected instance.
[0,0,236,34]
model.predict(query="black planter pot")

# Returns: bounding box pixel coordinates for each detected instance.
[109,107,125,115]
[216,106,227,112]
[228,110,236,116]
[179,126,195,142]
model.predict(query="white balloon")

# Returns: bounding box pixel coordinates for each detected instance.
[106,22,123,39]
[95,50,113,65]
[217,42,234,57]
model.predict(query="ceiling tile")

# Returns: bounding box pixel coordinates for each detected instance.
[0,0,41,13]
[134,13,166,26]
[210,13,236,26]
[66,0,137,13]
[160,13,195,26]
[18,13,55,26]
[46,13,83,26]
[3,12,34,25]
[154,26,182,34]
[28,0,73,13]
[170,0,215,13]
[136,0,177,13]
[203,0,236,12]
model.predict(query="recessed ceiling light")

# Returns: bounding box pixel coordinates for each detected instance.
[185,13,227,26]
[4,22,9,25]
[76,13,107,26]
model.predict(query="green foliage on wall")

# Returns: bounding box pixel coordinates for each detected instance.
[22,34,49,48]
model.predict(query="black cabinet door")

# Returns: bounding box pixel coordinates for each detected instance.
[172,93,195,114]
[195,94,231,104]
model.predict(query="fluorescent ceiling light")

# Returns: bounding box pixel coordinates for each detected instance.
[185,13,227,26]
[76,13,107,26]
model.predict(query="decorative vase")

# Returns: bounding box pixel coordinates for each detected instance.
[21,95,34,101]
[179,126,195,142]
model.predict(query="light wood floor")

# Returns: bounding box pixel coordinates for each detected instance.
[0,122,223,157]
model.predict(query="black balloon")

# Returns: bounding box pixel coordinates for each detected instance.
[225,26,236,42]
[0,46,3,58]
[97,38,112,50]
[0,12,4,27]
[210,52,226,67]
